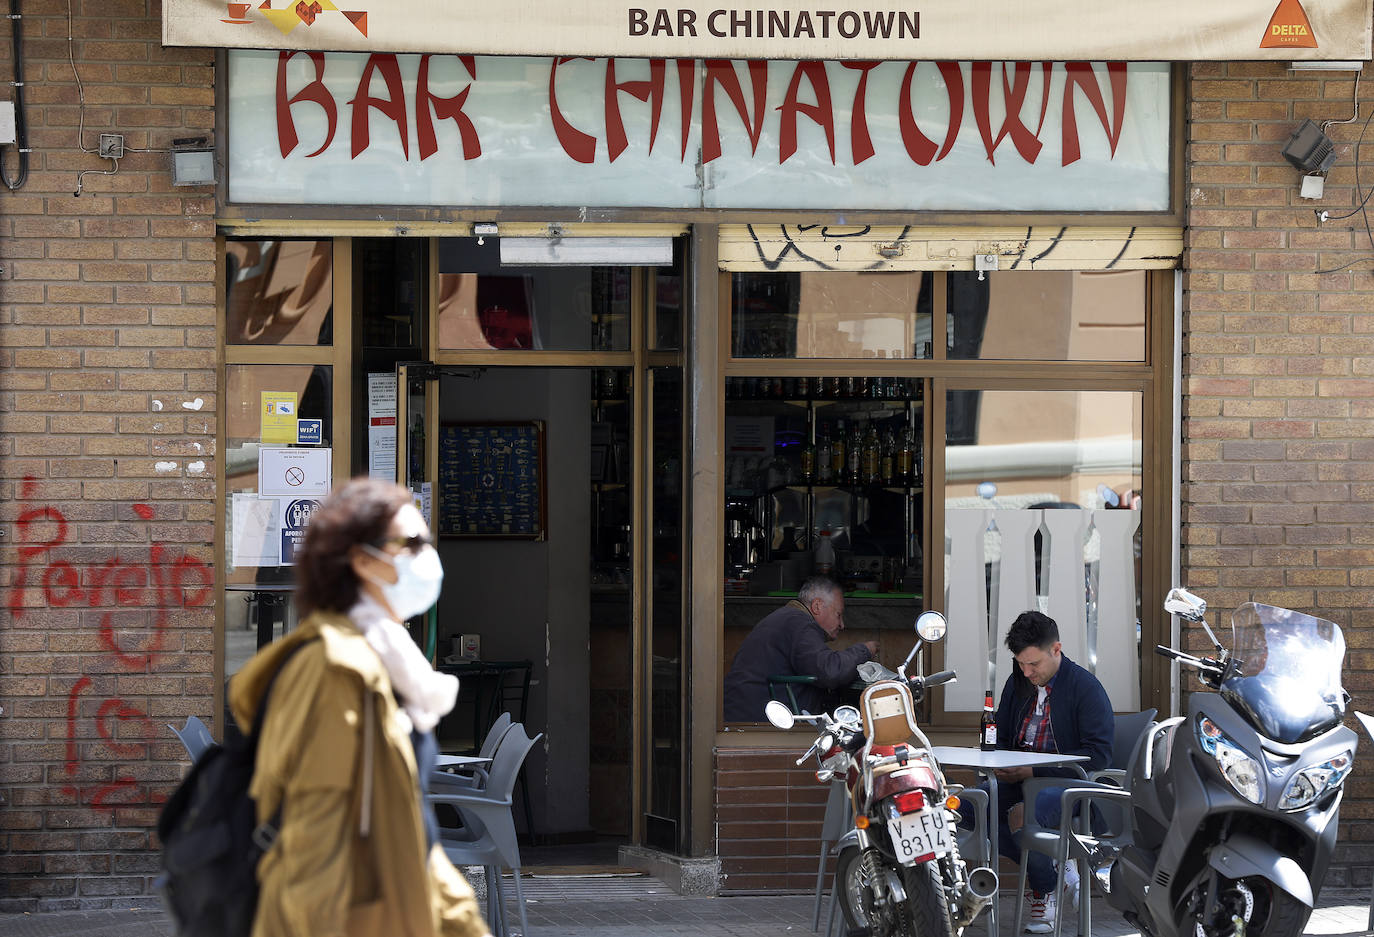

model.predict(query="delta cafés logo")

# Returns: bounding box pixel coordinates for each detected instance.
[1261,0,1318,48]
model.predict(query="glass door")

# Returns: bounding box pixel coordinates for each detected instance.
[397,360,440,662]
[643,365,685,849]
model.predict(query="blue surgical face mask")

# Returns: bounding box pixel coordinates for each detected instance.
[361,543,443,620]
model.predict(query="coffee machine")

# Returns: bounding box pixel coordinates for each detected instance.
[725,499,764,577]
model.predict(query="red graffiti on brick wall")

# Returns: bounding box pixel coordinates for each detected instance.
[8,477,212,808]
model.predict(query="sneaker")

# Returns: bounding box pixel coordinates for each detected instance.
[1063,861,1080,912]
[1024,888,1057,934]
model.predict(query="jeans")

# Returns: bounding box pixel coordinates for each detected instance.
[957,779,1068,896]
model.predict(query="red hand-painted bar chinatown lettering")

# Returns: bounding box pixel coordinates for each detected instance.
[273,55,1130,170]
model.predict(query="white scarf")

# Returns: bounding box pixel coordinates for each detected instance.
[349,594,458,734]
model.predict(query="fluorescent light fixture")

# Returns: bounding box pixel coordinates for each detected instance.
[1289,61,1365,71]
[500,237,673,266]
[170,137,215,186]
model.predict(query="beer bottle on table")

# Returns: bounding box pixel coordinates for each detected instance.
[980,691,997,751]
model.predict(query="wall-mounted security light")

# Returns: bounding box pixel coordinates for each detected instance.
[170,137,215,186]
[1288,61,1365,71]
[1282,118,1336,174]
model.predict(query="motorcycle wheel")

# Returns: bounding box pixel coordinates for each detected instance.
[902,860,955,937]
[835,847,916,937]
[1185,875,1312,937]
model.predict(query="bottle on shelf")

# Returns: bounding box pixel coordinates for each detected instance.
[801,437,816,484]
[980,691,998,751]
[897,425,915,486]
[846,421,862,485]
[914,419,925,487]
[861,420,880,484]
[831,421,847,483]
[814,529,836,576]
[880,427,895,485]
[817,434,834,484]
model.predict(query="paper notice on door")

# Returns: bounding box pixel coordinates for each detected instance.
[231,492,280,567]
[259,446,332,498]
[261,391,299,444]
[368,372,397,480]
[277,496,322,566]
[419,481,433,524]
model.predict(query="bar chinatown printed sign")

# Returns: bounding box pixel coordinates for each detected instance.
[228,53,1171,212]
[172,0,1371,60]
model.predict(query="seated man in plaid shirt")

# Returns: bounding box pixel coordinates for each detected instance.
[968,611,1114,933]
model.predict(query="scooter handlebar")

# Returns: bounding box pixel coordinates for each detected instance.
[923,670,958,687]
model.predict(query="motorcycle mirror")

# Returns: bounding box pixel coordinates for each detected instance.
[764,700,796,730]
[915,611,948,642]
[1163,587,1207,622]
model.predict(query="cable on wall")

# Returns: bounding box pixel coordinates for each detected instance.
[2,0,28,190]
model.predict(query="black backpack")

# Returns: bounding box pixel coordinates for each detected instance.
[157,640,314,937]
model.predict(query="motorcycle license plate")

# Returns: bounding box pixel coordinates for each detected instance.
[887,807,951,863]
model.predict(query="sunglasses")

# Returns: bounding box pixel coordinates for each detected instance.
[376,533,434,555]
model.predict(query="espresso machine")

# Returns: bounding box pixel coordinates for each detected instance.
[725,499,765,577]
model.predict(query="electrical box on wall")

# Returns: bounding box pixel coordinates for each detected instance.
[0,102,15,146]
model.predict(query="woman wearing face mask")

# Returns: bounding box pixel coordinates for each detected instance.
[229,477,491,937]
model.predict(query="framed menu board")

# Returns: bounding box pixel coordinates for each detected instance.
[438,421,546,539]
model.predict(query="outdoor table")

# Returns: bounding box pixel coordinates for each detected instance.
[931,747,1090,936]
[436,754,493,770]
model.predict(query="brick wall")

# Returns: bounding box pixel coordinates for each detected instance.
[1185,61,1374,886]
[715,748,832,894]
[0,0,216,909]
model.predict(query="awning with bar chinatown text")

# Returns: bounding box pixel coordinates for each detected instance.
[164,0,1372,61]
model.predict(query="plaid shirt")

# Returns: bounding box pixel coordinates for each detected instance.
[1016,683,1057,753]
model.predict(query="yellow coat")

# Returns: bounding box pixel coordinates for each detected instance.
[230,611,489,937]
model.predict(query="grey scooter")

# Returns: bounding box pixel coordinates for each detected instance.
[1088,589,1358,937]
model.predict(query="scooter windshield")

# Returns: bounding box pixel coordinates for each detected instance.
[1222,603,1347,743]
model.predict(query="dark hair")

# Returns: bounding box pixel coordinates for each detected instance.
[295,477,412,617]
[1005,610,1059,656]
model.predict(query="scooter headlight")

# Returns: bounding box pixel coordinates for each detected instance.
[1279,750,1353,811]
[1196,716,1264,805]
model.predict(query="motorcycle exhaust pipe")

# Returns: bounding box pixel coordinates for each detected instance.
[956,867,999,925]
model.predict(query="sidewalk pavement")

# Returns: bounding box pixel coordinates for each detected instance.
[0,878,1368,937]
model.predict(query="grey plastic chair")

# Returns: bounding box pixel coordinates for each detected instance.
[432,712,515,792]
[428,724,542,937]
[1012,709,1157,937]
[168,715,214,762]
[812,778,851,931]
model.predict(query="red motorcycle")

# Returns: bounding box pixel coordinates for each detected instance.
[767,611,997,937]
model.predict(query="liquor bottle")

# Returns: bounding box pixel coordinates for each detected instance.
[914,419,925,487]
[897,425,915,486]
[817,434,834,484]
[846,421,862,485]
[831,421,846,483]
[880,427,895,485]
[861,421,880,484]
[801,438,816,484]
[980,691,997,751]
